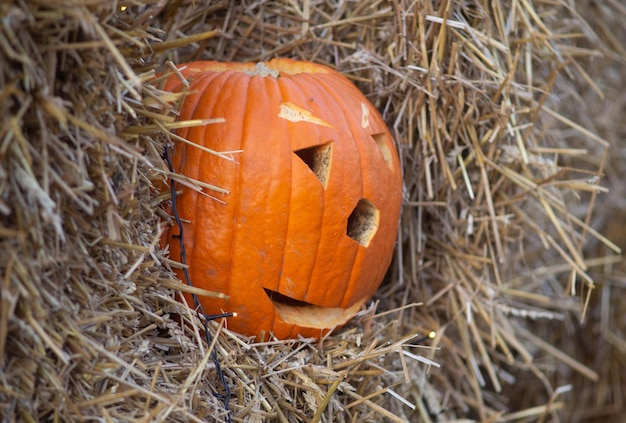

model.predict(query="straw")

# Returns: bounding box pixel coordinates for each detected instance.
[1,0,624,421]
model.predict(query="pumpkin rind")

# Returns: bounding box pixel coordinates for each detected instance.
[162,58,402,340]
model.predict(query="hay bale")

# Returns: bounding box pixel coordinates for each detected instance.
[1,0,624,422]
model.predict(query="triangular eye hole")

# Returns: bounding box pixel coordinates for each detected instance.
[371,133,394,171]
[347,199,379,247]
[294,142,333,189]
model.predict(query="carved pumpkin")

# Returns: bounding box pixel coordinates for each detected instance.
[162,58,402,340]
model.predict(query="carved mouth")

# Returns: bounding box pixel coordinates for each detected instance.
[263,288,364,329]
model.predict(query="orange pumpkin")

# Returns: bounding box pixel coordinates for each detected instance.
[162,58,402,340]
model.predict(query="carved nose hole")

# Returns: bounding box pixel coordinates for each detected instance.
[347,199,379,247]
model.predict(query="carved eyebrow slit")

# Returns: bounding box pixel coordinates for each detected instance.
[371,133,394,171]
[278,101,333,128]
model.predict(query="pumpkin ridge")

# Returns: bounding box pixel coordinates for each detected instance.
[284,73,341,307]
[232,73,300,334]
[341,105,398,308]
[181,72,225,302]
[306,71,398,309]
[270,74,294,314]
[174,73,212,128]
[166,69,239,318]
[326,80,368,309]
[275,74,324,306]
[189,70,248,331]
[235,73,271,331]
[184,70,249,311]
[213,71,249,305]
[300,72,364,308]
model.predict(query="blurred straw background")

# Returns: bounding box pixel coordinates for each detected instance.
[1,0,624,422]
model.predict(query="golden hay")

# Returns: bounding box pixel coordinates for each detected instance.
[1,0,624,422]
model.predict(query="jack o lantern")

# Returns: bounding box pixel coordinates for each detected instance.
[162,58,402,340]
